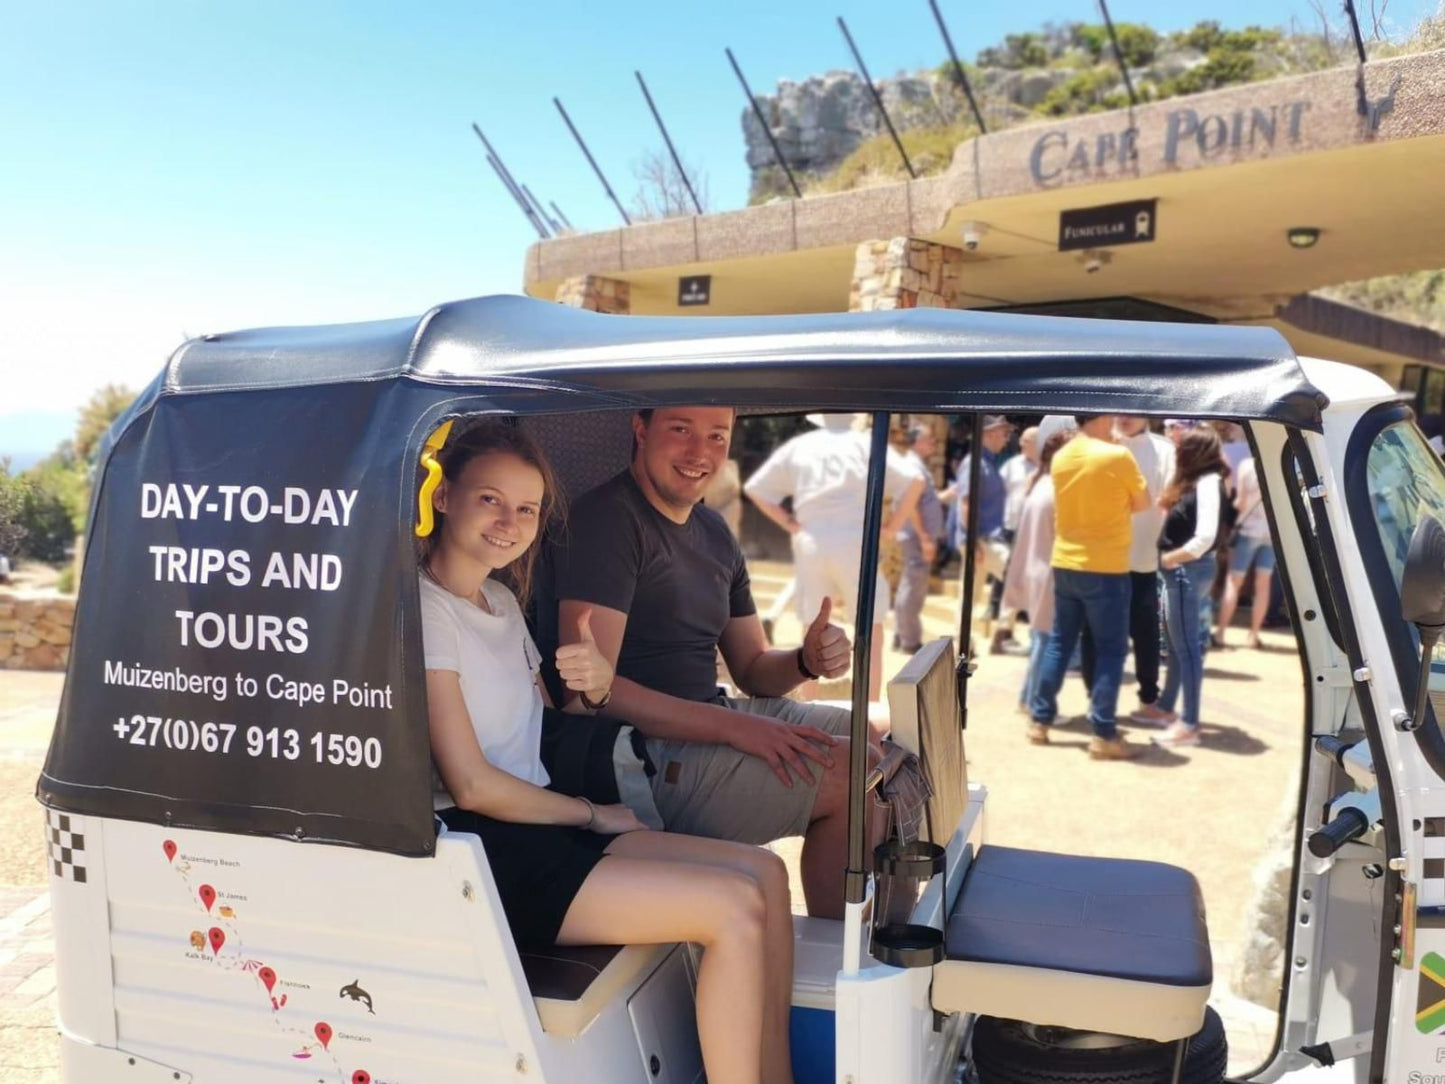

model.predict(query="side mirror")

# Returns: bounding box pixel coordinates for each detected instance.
[1400,515,1445,731]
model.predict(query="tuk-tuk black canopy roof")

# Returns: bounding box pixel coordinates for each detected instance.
[158,294,1326,429]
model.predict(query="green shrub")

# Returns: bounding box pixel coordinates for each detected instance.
[16,476,75,563]
[56,566,75,595]
[805,123,974,195]
[0,467,25,559]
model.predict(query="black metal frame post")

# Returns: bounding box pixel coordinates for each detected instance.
[845,411,892,905]
[927,0,987,133]
[1342,0,1372,119]
[725,47,803,199]
[1097,0,1139,107]
[956,414,984,726]
[635,70,703,215]
[837,16,916,179]
[553,97,633,226]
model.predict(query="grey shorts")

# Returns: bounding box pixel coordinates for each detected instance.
[644,697,853,843]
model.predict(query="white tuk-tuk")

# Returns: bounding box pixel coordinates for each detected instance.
[36,297,1445,1083]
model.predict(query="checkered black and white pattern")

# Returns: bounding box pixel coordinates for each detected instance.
[46,810,87,884]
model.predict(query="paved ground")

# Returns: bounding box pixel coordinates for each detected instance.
[0,567,1299,1082]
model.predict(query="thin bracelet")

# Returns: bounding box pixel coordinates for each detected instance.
[578,796,596,830]
[796,645,819,680]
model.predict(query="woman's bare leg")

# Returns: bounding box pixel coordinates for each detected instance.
[607,832,795,1084]
[557,857,768,1084]
[1249,569,1273,646]
[1216,570,1245,643]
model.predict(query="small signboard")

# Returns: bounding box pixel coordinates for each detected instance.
[678,275,712,307]
[1058,199,1157,251]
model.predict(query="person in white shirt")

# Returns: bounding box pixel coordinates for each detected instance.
[745,413,923,700]
[893,424,945,654]
[990,426,1038,654]
[1103,417,1176,724]
[421,420,796,1082]
[1214,456,1276,649]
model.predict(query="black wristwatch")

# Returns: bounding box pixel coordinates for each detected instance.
[796,646,819,680]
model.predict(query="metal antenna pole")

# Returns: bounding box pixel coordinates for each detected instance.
[725,47,803,199]
[837,16,916,178]
[472,124,550,238]
[522,184,562,234]
[484,156,548,238]
[549,201,575,231]
[1342,0,1371,118]
[928,0,987,133]
[1097,0,1139,106]
[553,97,632,226]
[635,70,703,215]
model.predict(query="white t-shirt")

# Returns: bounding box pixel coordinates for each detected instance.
[419,574,548,809]
[744,420,917,538]
[1000,454,1033,532]
[1234,458,1269,540]
[1122,431,1175,574]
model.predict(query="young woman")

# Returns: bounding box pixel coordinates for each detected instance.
[1002,425,1075,732]
[1153,429,1231,748]
[420,421,794,1084]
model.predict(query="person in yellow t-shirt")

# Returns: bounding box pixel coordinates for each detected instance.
[1028,415,1149,760]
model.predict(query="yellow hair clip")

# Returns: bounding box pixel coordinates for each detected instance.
[414,420,455,538]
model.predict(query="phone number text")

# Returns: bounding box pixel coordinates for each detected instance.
[111,715,382,769]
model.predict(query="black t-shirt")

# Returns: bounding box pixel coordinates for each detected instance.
[538,470,756,703]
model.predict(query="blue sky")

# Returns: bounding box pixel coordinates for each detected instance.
[0,0,1435,464]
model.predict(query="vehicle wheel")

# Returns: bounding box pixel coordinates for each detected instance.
[972,1007,1226,1084]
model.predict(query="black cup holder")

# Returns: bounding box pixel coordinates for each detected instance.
[871,923,944,968]
[874,840,946,878]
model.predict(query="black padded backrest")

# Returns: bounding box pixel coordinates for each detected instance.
[521,411,635,509]
[886,636,967,844]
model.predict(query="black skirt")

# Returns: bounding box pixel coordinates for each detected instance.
[436,806,613,950]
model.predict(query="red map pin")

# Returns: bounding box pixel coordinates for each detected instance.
[162,840,177,862]
[314,1022,332,1050]
[198,885,216,912]
[352,1073,371,1084]
[258,966,277,994]
[208,927,225,954]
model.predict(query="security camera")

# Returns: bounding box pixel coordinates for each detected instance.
[1085,255,1102,274]
[960,221,987,252]
[1077,249,1111,274]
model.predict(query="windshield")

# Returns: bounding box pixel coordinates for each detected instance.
[1364,420,1445,719]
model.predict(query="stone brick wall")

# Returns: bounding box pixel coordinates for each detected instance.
[849,237,964,312]
[555,274,631,314]
[0,593,74,671]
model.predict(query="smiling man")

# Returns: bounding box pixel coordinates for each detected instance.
[540,406,877,918]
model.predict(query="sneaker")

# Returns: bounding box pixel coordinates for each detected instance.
[1088,734,1142,760]
[1128,703,1178,726]
[990,630,1029,657]
[1152,723,1202,748]
[1026,722,1050,745]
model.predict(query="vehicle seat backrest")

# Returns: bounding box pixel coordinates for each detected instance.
[886,636,967,844]
[521,411,635,508]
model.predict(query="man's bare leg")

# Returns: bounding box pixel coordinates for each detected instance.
[800,740,883,918]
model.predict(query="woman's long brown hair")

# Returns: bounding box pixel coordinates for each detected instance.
[417,419,564,608]
[1161,428,1229,510]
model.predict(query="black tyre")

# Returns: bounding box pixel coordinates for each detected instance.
[972,1007,1227,1084]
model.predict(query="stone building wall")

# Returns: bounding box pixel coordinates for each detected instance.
[0,592,74,671]
[850,237,964,311]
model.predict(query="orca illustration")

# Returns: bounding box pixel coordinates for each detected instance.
[339,979,374,1014]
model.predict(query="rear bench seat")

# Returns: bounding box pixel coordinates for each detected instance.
[932,845,1212,1043]
[521,943,676,1038]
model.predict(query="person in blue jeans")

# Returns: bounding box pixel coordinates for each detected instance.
[1153,430,1232,748]
[1028,415,1149,760]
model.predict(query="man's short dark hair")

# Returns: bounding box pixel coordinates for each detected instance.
[636,408,654,425]
[1074,413,1102,427]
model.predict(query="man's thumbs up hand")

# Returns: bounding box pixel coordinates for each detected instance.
[556,605,614,704]
[577,606,596,643]
[800,597,851,681]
